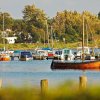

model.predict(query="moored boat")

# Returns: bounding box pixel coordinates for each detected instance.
[51,15,100,71]
[19,51,33,61]
[33,55,45,60]
[53,48,75,60]
[51,60,100,70]
[33,47,54,60]
[0,53,10,61]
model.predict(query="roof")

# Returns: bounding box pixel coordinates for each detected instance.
[42,48,52,50]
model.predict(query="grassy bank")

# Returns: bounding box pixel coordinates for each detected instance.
[0,82,100,100]
[0,42,79,50]
[0,43,94,50]
[0,41,99,50]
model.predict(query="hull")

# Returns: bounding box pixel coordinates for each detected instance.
[20,57,33,61]
[51,60,100,70]
[0,55,10,61]
[19,51,33,61]
[33,56,45,60]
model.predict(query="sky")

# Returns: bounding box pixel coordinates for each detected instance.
[0,0,100,19]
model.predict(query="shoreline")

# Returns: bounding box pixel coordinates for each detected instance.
[0,42,99,50]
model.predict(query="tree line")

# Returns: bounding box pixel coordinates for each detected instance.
[0,4,100,46]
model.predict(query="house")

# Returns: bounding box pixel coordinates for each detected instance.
[5,37,17,44]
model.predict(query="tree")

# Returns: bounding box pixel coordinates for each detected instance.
[23,4,47,43]
[12,19,26,32]
[98,12,100,19]
[0,12,13,31]
[52,11,81,42]
[0,12,13,43]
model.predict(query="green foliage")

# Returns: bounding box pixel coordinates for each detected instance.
[12,19,26,32]
[98,12,100,19]
[51,10,100,46]
[0,5,100,45]
[0,87,40,100]
[0,12,13,31]
[0,40,100,50]
[0,12,14,43]
[22,4,47,43]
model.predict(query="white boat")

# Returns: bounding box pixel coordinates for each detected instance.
[75,46,95,60]
[77,46,90,56]
[32,50,45,60]
[54,48,75,60]
[34,48,54,59]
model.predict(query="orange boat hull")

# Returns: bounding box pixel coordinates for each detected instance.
[51,60,100,70]
[0,55,10,61]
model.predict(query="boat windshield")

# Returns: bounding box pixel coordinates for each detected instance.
[55,51,62,55]
[78,48,89,54]
[21,52,32,57]
[64,50,70,54]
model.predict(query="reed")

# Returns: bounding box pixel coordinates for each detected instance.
[0,82,100,100]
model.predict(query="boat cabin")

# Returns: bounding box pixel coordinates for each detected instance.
[35,48,54,59]
[76,47,90,56]
[75,46,97,60]
[19,51,33,61]
[54,48,75,60]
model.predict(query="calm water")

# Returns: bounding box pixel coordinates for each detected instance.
[0,59,100,87]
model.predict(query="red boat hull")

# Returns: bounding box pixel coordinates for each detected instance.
[51,60,100,70]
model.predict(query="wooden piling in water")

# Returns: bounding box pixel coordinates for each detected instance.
[0,79,2,88]
[41,79,48,95]
[79,76,87,89]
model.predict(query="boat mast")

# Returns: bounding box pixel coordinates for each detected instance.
[51,26,53,48]
[86,24,88,47]
[46,20,49,47]
[82,15,85,61]
[3,12,5,51]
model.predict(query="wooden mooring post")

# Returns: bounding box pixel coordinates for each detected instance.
[79,75,87,89]
[40,79,48,95]
[0,79,2,88]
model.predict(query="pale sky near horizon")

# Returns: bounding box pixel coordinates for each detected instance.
[0,0,100,19]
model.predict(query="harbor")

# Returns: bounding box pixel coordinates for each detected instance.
[0,0,100,99]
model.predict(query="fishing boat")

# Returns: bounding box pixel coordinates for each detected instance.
[19,51,33,61]
[51,16,100,70]
[51,60,100,70]
[53,48,75,60]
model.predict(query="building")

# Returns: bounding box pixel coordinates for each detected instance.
[5,37,17,44]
